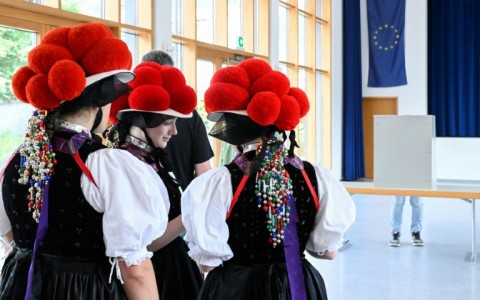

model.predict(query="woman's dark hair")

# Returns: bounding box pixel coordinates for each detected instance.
[209,113,268,146]
[57,100,104,133]
[113,112,175,145]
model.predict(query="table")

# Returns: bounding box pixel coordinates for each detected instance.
[341,179,480,262]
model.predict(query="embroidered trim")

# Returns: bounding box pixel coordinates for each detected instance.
[54,119,92,136]
[125,135,154,153]
[242,142,260,153]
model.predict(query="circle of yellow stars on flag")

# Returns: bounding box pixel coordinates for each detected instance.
[372,24,400,51]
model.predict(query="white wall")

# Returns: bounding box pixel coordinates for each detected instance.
[330,1,344,178]
[331,0,480,181]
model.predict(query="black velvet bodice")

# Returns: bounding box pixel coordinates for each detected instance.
[2,131,106,259]
[157,168,182,221]
[121,140,182,221]
[225,160,319,265]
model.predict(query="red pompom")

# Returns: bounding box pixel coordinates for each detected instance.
[128,85,170,111]
[210,66,250,89]
[288,87,310,117]
[48,60,86,101]
[135,61,164,73]
[238,58,272,82]
[274,95,301,131]
[12,66,36,103]
[26,74,61,110]
[28,44,73,74]
[81,38,132,76]
[129,66,163,89]
[250,71,290,98]
[41,27,71,48]
[68,22,113,61]
[110,93,130,124]
[204,83,250,114]
[170,85,197,115]
[160,66,187,93]
[247,92,281,126]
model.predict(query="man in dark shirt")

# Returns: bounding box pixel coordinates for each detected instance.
[142,50,214,190]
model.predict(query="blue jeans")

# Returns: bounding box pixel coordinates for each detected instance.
[390,196,423,233]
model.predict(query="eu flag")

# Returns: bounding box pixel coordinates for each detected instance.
[367,0,407,87]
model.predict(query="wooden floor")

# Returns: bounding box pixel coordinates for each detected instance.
[308,194,480,300]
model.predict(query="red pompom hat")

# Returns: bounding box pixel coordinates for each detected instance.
[205,58,310,131]
[205,59,312,249]
[115,61,197,124]
[11,22,134,110]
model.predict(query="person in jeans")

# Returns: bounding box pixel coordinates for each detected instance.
[389,196,424,247]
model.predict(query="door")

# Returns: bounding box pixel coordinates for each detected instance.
[362,97,398,178]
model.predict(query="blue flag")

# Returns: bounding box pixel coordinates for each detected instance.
[367,0,407,87]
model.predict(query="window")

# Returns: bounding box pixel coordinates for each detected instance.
[122,31,139,66]
[228,0,243,49]
[176,0,331,163]
[172,0,183,36]
[0,0,154,161]
[0,25,37,162]
[279,5,289,62]
[62,0,104,18]
[197,0,214,43]
[298,13,307,66]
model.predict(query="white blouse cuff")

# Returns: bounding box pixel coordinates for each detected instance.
[108,250,153,284]
[123,249,153,267]
[188,247,230,268]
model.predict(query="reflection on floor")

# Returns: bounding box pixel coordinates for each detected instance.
[307,194,480,300]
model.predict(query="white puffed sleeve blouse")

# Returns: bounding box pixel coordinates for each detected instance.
[81,148,169,266]
[182,163,356,268]
[1,147,169,268]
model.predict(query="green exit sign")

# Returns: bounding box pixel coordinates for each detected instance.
[237,36,244,49]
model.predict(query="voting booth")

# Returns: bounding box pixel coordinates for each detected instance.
[373,115,436,189]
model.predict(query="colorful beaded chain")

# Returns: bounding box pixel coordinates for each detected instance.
[104,124,120,148]
[255,137,293,247]
[18,110,57,223]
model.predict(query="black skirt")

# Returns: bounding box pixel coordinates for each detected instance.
[151,236,203,300]
[0,247,126,300]
[198,259,327,300]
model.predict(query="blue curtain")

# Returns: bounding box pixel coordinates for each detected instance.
[428,0,480,137]
[342,0,365,180]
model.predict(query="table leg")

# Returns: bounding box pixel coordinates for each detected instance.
[464,198,477,262]
[472,200,477,261]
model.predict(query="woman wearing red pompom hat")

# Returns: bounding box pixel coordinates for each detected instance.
[181,58,356,300]
[0,23,168,300]
[105,61,201,299]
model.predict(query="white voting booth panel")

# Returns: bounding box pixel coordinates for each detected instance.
[374,115,436,189]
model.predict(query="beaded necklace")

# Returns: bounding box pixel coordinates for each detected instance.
[255,136,293,247]
[104,124,120,148]
[18,110,57,223]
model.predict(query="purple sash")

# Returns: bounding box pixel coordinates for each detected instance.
[283,198,307,300]
[234,152,308,299]
[24,181,49,300]
[25,131,90,299]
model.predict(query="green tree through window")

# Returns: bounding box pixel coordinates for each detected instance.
[0,26,36,104]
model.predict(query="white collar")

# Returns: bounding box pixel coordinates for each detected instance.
[125,135,154,152]
[55,119,92,137]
